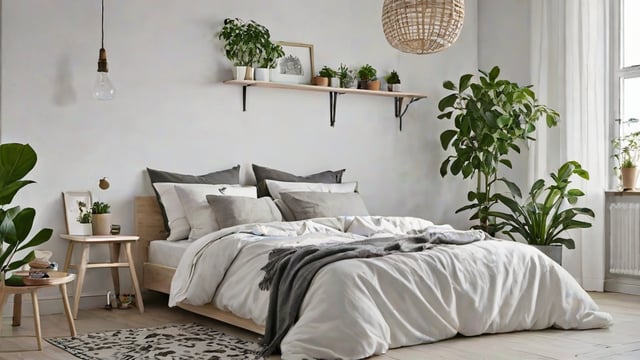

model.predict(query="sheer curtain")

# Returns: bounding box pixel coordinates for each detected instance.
[530,0,610,291]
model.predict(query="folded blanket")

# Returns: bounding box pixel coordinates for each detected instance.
[258,228,486,356]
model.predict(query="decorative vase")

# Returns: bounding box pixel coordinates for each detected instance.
[254,68,270,81]
[92,214,112,235]
[313,76,329,86]
[330,77,340,88]
[531,244,563,265]
[367,80,381,91]
[233,66,247,80]
[621,167,638,190]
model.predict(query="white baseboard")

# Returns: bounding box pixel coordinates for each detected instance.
[1,292,107,317]
[605,277,640,296]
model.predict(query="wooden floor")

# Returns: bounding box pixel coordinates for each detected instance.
[1,291,638,359]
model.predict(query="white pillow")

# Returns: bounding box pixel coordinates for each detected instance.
[264,179,358,200]
[152,183,190,241]
[174,184,257,240]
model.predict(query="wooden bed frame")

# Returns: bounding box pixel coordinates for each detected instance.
[134,196,265,335]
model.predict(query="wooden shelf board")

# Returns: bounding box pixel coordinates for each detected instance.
[224,80,427,99]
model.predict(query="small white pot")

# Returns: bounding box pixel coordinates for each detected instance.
[233,66,247,80]
[388,83,401,92]
[254,68,270,81]
[330,77,340,87]
[75,223,93,236]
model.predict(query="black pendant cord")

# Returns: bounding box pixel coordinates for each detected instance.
[101,0,105,48]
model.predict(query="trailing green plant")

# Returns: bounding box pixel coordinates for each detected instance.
[357,64,377,81]
[91,201,111,214]
[487,161,594,249]
[438,66,560,235]
[0,143,53,276]
[257,40,284,69]
[319,66,337,78]
[217,18,271,66]
[611,128,640,170]
[385,70,401,84]
[77,201,91,223]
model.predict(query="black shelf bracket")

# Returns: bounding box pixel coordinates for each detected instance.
[329,91,344,127]
[394,97,424,131]
[241,84,256,112]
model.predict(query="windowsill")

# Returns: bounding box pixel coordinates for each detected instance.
[605,190,640,195]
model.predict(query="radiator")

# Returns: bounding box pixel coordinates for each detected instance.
[610,203,640,276]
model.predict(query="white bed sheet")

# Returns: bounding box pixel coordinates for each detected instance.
[148,239,194,268]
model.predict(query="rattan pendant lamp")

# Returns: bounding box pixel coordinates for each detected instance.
[382,0,465,54]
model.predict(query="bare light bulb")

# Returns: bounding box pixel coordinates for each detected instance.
[93,47,115,100]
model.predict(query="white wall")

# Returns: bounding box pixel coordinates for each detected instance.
[478,0,532,190]
[1,0,479,311]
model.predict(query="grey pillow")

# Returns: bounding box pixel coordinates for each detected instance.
[206,195,283,229]
[252,164,345,198]
[146,166,240,231]
[279,192,370,221]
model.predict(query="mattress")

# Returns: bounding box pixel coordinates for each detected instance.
[148,239,193,268]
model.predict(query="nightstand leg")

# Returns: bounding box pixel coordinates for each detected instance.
[59,283,76,336]
[110,243,122,295]
[125,243,144,313]
[63,242,74,272]
[11,294,21,326]
[73,244,90,319]
[31,291,42,351]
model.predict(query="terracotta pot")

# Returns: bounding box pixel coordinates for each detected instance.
[92,213,112,235]
[313,76,329,86]
[366,80,381,91]
[621,167,638,190]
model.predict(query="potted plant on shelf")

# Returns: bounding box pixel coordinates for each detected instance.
[319,66,339,87]
[438,66,560,235]
[217,18,271,80]
[91,201,111,235]
[337,63,356,88]
[357,64,379,90]
[385,70,401,92]
[487,161,594,265]
[255,39,284,82]
[611,129,640,190]
[0,143,53,286]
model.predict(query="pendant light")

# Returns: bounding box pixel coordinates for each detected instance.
[382,0,465,54]
[93,0,115,100]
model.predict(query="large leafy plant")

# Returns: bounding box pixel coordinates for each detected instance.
[0,143,52,276]
[438,66,559,235]
[487,161,594,249]
[218,18,271,67]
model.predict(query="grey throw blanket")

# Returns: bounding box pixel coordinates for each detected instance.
[258,229,485,356]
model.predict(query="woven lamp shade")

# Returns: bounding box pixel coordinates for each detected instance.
[382,0,465,54]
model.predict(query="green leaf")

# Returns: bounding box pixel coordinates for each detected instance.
[16,228,53,252]
[462,163,473,178]
[443,80,456,91]
[496,115,511,127]
[567,189,584,197]
[551,238,575,249]
[440,130,458,150]
[489,66,500,81]
[459,74,473,92]
[0,143,37,185]
[498,178,522,198]
[440,158,451,177]
[6,250,35,271]
[450,158,463,175]
[455,203,480,214]
[12,207,35,242]
[437,111,453,120]
[467,191,477,201]
[479,134,495,148]
[0,180,33,206]
[574,169,590,180]
[438,94,458,112]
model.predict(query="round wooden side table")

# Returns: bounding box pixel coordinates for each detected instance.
[0,271,76,351]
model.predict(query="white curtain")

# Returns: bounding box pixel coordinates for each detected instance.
[530,0,610,291]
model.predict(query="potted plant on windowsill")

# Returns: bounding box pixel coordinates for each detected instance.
[385,70,401,92]
[487,161,594,265]
[611,128,640,191]
[357,64,379,90]
[0,143,53,286]
[218,18,271,80]
[91,201,111,235]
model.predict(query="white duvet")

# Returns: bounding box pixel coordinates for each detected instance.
[170,216,613,360]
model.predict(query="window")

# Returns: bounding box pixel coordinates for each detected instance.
[614,0,640,135]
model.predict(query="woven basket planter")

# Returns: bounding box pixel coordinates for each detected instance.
[382,0,465,54]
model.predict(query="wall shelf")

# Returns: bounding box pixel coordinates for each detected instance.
[223,80,428,131]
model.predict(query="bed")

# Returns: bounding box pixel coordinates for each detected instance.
[135,195,613,359]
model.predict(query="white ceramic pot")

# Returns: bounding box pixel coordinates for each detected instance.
[92,213,112,235]
[330,77,340,87]
[389,83,401,92]
[233,66,247,80]
[75,223,93,236]
[254,68,270,81]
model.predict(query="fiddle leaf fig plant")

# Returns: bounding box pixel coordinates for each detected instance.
[438,66,560,235]
[0,143,53,276]
[487,161,594,249]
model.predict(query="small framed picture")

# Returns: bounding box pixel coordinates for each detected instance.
[62,191,93,235]
[271,41,315,84]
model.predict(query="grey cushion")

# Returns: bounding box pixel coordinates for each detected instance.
[279,191,370,221]
[252,164,345,198]
[207,195,283,229]
[146,166,240,231]
[274,199,295,221]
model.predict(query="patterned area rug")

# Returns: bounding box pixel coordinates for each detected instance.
[46,323,263,360]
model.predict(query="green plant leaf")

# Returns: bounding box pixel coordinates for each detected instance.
[439,158,451,177]
[450,158,463,175]
[459,74,473,92]
[550,238,575,249]
[455,203,480,214]
[488,66,500,81]
[438,94,458,112]
[11,207,35,242]
[6,250,35,271]
[0,180,34,206]
[437,111,453,120]
[496,115,511,127]
[440,130,458,150]
[443,80,456,91]
[499,159,513,169]
[16,228,53,252]
[497,178,522,198]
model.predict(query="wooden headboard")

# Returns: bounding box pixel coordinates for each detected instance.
[134,196,168,264]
